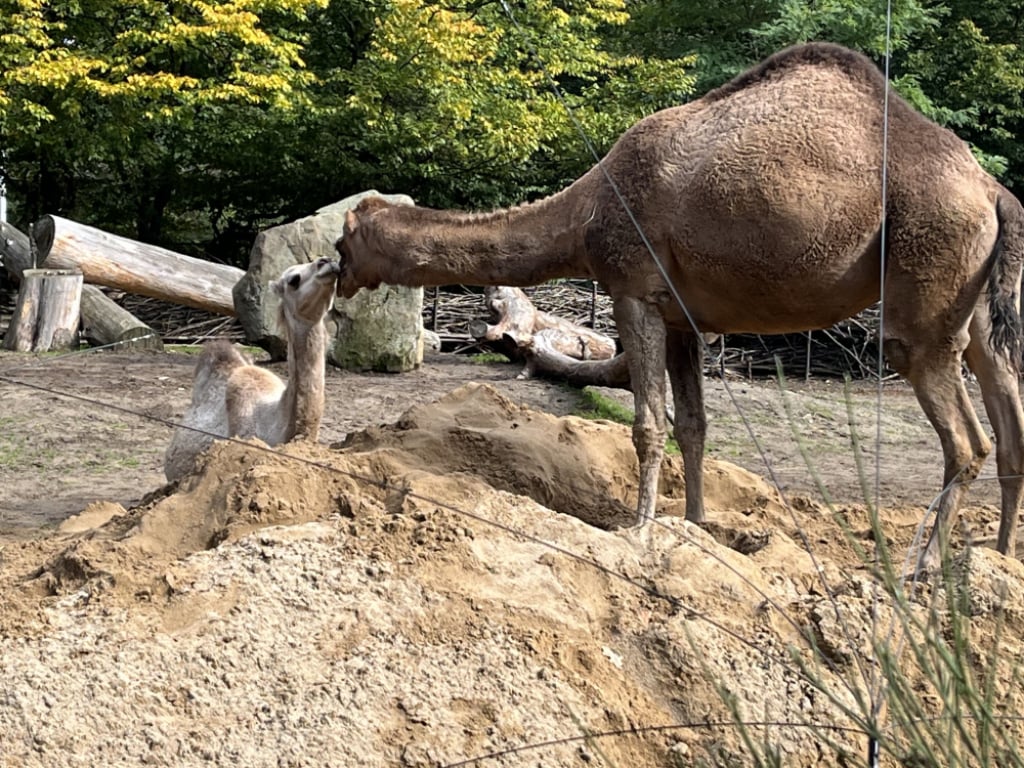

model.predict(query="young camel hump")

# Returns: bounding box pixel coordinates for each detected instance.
[584,46,997,336]
[225,366,288,443]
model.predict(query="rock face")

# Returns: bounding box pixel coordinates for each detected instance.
[233,190,423,371]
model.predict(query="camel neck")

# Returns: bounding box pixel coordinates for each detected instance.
[283,321,326,440]
[370,188,595,287]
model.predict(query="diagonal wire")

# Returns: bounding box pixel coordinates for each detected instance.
[870,4,897,764]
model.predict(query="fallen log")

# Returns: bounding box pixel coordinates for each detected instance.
[3,269,83,352]
[33,215,244,316]
[1,221,33,281]
[470,286,618,372]
[80,285,164,351]
[523,332,632,389]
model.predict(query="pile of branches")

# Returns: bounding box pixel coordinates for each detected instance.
[119,293,246,345]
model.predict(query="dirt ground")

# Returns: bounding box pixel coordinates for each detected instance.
[2,347,1023,766]
[0,348,1007,536]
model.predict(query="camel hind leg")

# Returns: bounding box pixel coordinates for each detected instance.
[884,333,992,570]
[964,297,1024,557]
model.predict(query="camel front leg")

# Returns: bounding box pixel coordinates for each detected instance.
[667,330,706,524]
[614,295,667,526]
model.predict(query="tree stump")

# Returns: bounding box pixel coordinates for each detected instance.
[3,269,84,352]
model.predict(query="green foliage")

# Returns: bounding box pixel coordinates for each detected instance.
[319,0,696,208]
[3,0,1024,259]
[0,0,326,248]
[469,352,511,364]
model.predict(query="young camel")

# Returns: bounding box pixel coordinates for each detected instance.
[335,42,1024,571]
[164,257,339,482]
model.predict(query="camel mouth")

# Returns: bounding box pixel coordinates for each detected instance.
[314,258,341,282]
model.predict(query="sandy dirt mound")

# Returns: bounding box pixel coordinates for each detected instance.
[3,383,1024,767]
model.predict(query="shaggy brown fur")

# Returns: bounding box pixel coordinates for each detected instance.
[335,43,1024,571]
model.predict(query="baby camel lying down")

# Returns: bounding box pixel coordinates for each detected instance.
[164,257,339,482]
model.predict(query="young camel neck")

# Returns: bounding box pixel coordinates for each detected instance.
[281,320,327,441]
[369,183,598,287]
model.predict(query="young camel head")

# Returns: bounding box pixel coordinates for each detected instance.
[334,196,394,298]
[272,257,341,327]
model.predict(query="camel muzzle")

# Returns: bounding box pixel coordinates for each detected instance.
[333,237,350,295]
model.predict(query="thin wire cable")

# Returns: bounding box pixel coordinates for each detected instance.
[441,718,868,768]
[442,711,1024,767]
[870,5,897,762]
[495,0,875,704]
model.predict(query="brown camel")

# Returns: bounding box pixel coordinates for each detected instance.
[335,42,1024,570]
[164,257,339,481]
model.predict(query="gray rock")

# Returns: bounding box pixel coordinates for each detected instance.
[234,190,423,373]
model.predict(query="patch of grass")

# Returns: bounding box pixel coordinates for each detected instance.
[469,352,511,364]
[575,387,636,424]
[166,343,266,358]
[574,387,680,454]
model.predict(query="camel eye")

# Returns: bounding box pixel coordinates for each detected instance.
[288,274,302,289]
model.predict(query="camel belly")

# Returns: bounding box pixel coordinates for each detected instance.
[663,258,881,335]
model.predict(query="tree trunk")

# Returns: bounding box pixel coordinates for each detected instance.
[3,269,83,352]
[80,285,164,351]
[470,286,621,383]
[33,215,244,316]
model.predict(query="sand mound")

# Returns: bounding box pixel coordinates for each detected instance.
[3,383,1024,766]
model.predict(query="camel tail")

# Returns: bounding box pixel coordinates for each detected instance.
[987,191,1024,364]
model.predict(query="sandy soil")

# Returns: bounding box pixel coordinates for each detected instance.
[1,348,1022,766]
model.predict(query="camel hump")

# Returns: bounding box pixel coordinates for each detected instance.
[705,42,885,102]
[194,340,251,384]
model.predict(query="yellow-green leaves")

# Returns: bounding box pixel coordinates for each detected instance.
[0,0,325,137]
[336,0,696,204]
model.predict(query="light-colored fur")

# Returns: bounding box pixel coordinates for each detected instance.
[335,43,1024,571]
[164,258,339,482]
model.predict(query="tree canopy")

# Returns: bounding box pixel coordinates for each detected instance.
[2,0,1023,263]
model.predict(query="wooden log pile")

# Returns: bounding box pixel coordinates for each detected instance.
[1,216,250,353]
[34,215,243,316]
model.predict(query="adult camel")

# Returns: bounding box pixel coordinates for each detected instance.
[335,42,1024,571]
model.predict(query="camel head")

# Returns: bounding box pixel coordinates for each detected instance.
[272,257,340,326]
[334,196,394,298]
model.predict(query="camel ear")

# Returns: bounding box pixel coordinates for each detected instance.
[270,278,284,297]
[344,208,359,235]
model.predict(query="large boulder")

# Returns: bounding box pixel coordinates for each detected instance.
[233,190,424,372]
